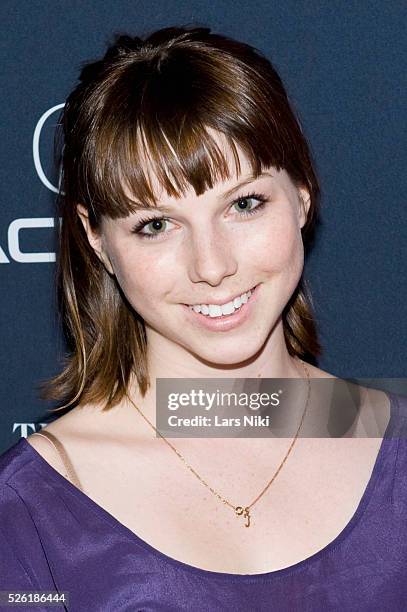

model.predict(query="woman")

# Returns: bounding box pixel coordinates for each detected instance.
[0,26,405,611]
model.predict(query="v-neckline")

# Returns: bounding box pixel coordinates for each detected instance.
[19,390,399,582]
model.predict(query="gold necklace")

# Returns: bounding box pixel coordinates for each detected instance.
[125,358,310,528]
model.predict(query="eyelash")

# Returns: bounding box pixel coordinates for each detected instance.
[130,192,268,240]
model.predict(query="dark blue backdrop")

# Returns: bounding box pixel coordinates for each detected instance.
[1,0,406,452]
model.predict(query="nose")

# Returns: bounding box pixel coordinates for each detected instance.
[186,225,238,286]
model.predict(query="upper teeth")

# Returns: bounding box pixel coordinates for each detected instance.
[188,288,254,317]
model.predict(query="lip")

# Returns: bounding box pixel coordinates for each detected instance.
[184,285,257,308]
[181,283,261,332]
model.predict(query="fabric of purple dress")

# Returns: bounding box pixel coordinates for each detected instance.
[1,391,406,611]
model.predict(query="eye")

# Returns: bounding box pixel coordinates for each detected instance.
[131,216,174,240]
[131,191,268,240]
[231,192,267,218]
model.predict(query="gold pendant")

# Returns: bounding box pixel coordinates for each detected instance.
[235,506,251,527]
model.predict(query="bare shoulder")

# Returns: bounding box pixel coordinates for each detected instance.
[26,403,99,476]
[26,427,67,477]
[302,360,391,434]
[301,361,337,379]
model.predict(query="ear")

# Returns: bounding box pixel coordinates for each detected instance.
[297,187,311,229]
[76,204,114,275]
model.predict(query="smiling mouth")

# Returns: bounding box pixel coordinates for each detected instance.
[184,284,258,318]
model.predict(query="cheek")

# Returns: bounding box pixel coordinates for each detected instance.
[108,247,174,311]
[247,212,303,273]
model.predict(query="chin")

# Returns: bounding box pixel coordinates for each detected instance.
[187,334,268,368]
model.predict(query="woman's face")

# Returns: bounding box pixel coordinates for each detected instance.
[82,137,310,367]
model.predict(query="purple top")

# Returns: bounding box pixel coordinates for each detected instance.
[1,391,407,612]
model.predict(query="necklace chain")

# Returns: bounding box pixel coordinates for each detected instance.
[125,358,311,528]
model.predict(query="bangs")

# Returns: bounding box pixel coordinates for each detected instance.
[92,119,269,218]
[71,37,311,220]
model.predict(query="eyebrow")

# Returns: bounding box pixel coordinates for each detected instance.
[129,171,274,213]
[222,170,273,199]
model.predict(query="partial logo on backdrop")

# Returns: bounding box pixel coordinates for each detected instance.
[13,423,48,438]
[33,103,65,193]
[0,218,57,263]
[1,103,64,264]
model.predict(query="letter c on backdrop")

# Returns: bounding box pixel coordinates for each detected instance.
[32,103,65,193]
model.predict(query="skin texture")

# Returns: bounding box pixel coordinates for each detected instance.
[78,133,311,394]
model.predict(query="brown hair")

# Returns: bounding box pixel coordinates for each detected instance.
[46,25,322,412]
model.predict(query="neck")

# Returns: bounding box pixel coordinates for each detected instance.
[126,321,306,429]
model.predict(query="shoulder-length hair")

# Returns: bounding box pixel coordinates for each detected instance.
[46,25,322,412]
